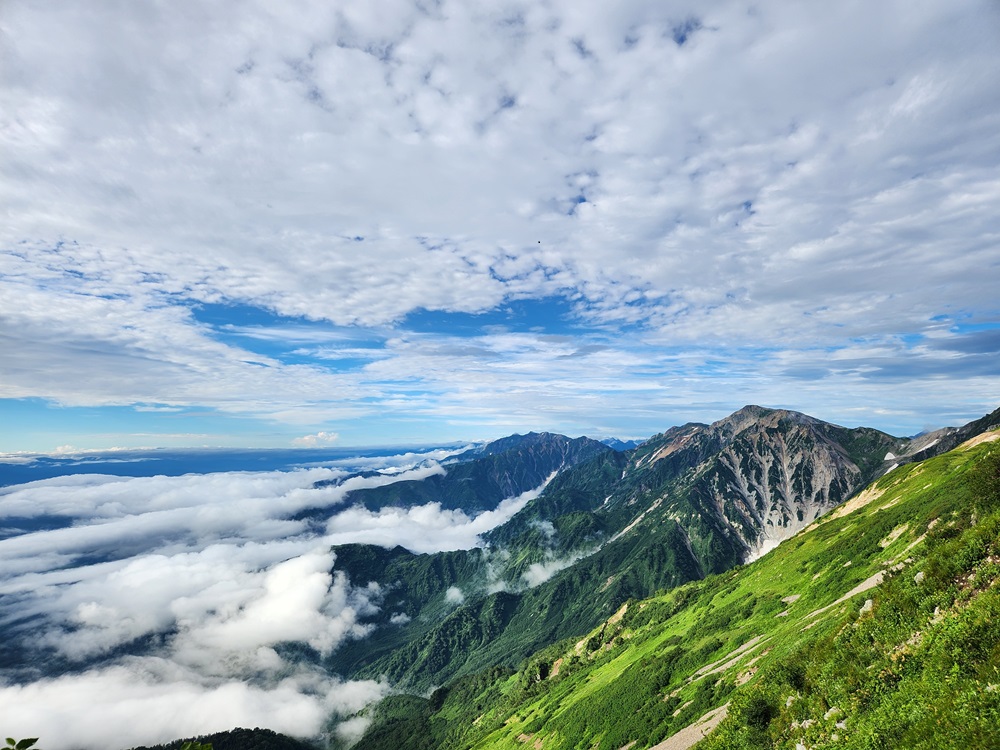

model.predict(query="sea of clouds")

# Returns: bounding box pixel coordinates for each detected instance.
[0,449,544,749]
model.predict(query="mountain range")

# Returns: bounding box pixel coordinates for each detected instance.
[8,404,1000,750]
[321,405,1000,691]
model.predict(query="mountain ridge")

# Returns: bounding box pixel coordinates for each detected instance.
[325,432,611,514]
[348,425,1000,750]
[322,405,1000,689]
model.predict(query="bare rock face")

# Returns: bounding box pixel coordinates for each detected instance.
[622,406,902,563]
[700,407,864,560]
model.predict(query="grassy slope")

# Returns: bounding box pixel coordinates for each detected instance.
[353,433,1000,750]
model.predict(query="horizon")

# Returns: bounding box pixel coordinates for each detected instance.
[2,2,999,454]
[2,401,990,458]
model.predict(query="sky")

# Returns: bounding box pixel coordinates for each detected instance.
[0,449,556,748]
[2,0,1000,453]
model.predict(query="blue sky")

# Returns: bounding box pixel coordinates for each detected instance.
[2,0,1000,452]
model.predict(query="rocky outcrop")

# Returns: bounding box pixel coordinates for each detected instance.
[615,406,901,561]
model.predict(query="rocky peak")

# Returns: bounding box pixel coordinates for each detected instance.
[625,405,900,563]
[711,405,821,438]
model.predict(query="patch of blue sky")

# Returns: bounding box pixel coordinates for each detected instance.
[947,319,1000,334]
[190,301,292,328]
[191,301,387,367]
[0,398,279,453]
[401,296,587,338]
[897,332,925,347]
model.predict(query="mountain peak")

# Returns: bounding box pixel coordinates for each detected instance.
[709,405,821,439]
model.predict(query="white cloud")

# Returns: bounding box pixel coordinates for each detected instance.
[0,459,556,748]
[0,0,996,441]
[335,714,375,745]
[292,431,340,447]
[444,586,465,605]
[521,552,591,588]
[0,660,388,750]
[323,472,552,553]
[171,551,380,672]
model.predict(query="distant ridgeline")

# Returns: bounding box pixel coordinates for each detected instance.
[312,431,612,514]
[128,728,311,750]
[127,405,999,750]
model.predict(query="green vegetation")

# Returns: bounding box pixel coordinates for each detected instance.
[331,433,612,514]
[703,442,1000,749]
[130,729,304,750]
[353,434,1000,749]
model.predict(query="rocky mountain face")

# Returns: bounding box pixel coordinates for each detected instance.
[325,406,957,687]
[623,405,905,561]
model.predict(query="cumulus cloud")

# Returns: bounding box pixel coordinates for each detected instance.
[0,660,388,750]
[444,587,465,605]
[292,431,340,448]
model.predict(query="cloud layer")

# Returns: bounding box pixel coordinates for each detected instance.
[1,0,999,448]
[0,453,537,748]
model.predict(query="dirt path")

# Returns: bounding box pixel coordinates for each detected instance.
[691,635,765,680]
[648,703,730,750]
[804,570,884,622]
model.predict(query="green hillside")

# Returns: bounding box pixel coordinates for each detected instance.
[351,432,1000,749]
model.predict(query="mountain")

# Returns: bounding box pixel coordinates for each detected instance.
[324,406,979,689]
[885,404,1000,467]
[105,405,1000,750]
[316,432,612,514]
[129,727,316,750]
[351,425,1000,750]
[601,437,643,451]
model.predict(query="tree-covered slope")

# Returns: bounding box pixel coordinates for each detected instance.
[330,432,612,513]
[350,430,1000,750]
[129,727,316,750]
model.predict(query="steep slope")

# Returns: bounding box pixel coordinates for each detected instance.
[350,430,1000,750]
[327,432,611,513]
[617,405,909,561]
[326,407,923,688]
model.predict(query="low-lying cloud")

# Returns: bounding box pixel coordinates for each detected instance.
[0,660,387,750]
[292,431,340,447]
[0,453,541,749]
[324,478,550,553]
